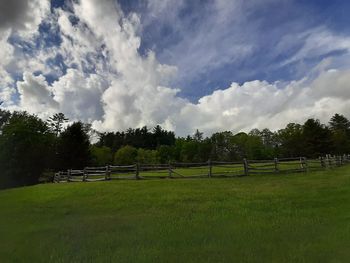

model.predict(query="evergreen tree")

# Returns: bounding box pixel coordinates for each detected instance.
[303,119,332,157]
[329,114,350,154]
[47,113,68,136]
[329,114,350,132]
[193,129,204,142]
[57,122,91,169]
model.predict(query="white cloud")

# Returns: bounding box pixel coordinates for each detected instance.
[51,69,108,122]
[0,0,50,106]
[0,31,16,105]
[280,27,350,67]
[0,0,50,37]
[168,69,350,136]
[2,0,350,138]
[17,72,59,116]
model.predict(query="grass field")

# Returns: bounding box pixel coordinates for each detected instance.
[1,166,350,262]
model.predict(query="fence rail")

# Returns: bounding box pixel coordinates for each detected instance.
[54,154,350,183]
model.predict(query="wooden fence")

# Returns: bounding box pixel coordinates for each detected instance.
[54,154,350,183]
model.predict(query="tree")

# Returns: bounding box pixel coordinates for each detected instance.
[331,129,349,154]
[180,140,200,162]
[57,122,91,169]
[329,114,350,154]
[47,113,68,136]
[230,132,263,160]
[277,123,304,157]
[0,112,54,188]
[210,131,235,161]
[114,145,137,165]
[157,145,176,163]
[193,129,203,142]
[91,146,113,166]
[152,125,176,148]
[0,109,11,132]
[302,119,332,157]
[329,114,350,132]
[136,149,159,164]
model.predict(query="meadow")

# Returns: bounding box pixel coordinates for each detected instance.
[1,165,350,262]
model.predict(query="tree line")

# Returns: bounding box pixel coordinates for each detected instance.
[1,109,350,188]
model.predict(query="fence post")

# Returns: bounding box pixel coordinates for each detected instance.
[83,168,87,182]
[320,156,326,169]
[243,158,249,176]
[168,161,173,178]
[68,169,71,182]
[208,159,212,178]
[105,165,110,180]
[274,158,279,173]
[300,157,305,171]
[135,163,140,180]
[301,157,307,172]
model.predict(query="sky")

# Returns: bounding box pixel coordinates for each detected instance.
[1,0,350,136]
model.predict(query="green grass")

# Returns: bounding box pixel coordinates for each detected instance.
[1,166,350,262]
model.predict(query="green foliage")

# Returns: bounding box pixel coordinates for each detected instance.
[331,130,349,154]
[3,109,350,189]
[97,125,176,151]
[136,148,160,164]
[114,145,137,165]
[329,114,350,154]
[57,122,91,169]
[0,112,54,188]
[329,113,350,131]
[180,139,200,162]
[210,131,235,161]
[90,146,113,166]
[302,118,332,157]
[277,123,304,157]
[0,109,11,130]
[157,145,176,163]
[193,129,203,141]
[47,113,68,136]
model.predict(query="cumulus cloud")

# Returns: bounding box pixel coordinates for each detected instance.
[51,69,108,122]
[0,31,15,104]
[0,0,50,106]
[17,72,59,116]
[0,0,49,36]
[170,69,350,136]
[2,0,350,138]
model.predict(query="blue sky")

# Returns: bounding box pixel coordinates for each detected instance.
[1,0,350,135]
[35,0,350,100]
[117,0,350,100]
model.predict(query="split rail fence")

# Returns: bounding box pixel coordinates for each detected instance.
[54,154,350,183]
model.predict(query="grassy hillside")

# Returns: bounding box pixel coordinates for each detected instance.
[1,167,350,262]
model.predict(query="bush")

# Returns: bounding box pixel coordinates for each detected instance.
[114,145,137,165]
[91,146,113,166]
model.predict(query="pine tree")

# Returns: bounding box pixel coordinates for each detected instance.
[47,113,69,136]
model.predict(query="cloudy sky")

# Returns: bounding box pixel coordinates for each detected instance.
[1,0,350,136]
